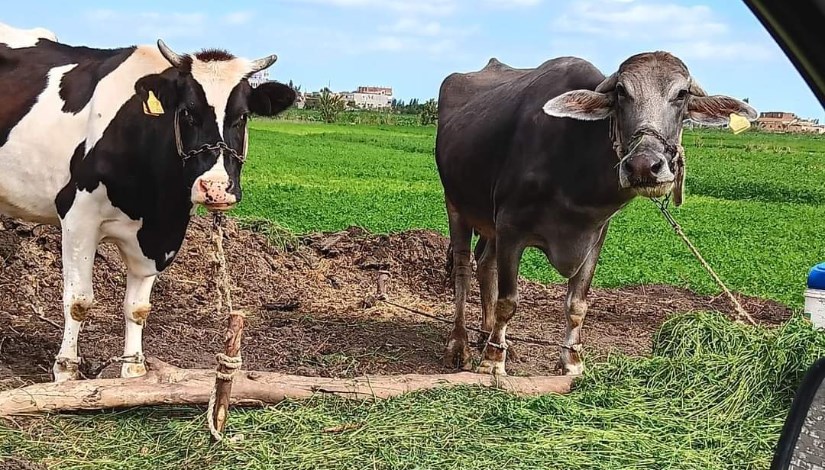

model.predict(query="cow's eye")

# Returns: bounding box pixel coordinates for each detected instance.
[181,108,195,125]
[675,89,689,101]
[233,114,249,128]
[616,83,627,99]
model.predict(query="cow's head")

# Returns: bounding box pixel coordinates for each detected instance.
[542,51,756,198]
[136,40,296,211]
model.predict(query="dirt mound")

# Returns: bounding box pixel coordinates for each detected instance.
[0,215,791,388]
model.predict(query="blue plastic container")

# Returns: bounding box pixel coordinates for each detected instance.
[804,263,825,327]
[807,263,825,289]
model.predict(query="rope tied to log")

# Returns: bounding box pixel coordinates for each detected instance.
[214,353,243,381]
[205,212,245,442]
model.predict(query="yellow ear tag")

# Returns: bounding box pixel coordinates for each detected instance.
[143,91,164,116]
[729,113,751,134]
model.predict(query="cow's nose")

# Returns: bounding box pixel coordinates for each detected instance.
[194,175,237,209]
[622,154,666,181]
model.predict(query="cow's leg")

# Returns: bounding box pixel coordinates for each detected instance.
[559,225,608,376]
[475,237,497,348]
[442,202,473,370]
[116,238,160,379]
[120,271,156,378]
[477,234,524,376]
[54,221,99,382]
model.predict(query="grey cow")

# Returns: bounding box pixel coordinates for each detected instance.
[435,51,756,376]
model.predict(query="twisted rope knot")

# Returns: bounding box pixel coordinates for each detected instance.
[214,353,243,381]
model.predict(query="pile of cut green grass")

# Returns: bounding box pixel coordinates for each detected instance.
[3,313,823,469]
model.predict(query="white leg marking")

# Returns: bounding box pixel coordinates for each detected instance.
[108,212,160,378]
[121,272,156,378]
[55,195,102,382]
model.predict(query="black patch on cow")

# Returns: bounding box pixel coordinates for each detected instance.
[0,44,48,147]
[59,47,135,114]
[60,75,193,271]
[0,41,135,147]
[55,141,87,219]
[195,49,235,62]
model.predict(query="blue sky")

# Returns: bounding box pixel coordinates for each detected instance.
[5,0,823,120]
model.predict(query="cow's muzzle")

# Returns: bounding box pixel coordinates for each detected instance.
[619,151,675,197]
[192,176,238,211]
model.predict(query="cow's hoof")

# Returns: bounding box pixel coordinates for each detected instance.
[121,363,147,378]
[53,357,81,382]
[443,339,472,370]
[476,359,506,376]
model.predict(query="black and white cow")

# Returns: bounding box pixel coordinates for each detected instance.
[0,25,296,381]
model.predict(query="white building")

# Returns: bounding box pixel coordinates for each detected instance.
[342,86,393,109]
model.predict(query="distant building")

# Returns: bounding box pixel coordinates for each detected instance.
[294,92,306,109]
[342,86,393,109]
[248,70,269,88]
[757,111,825,134]
[356,86,392,96]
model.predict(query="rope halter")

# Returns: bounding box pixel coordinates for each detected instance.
[609,116,686,206]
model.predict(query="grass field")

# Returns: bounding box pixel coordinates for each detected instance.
[237,120,825,307]
[3,120,825,469]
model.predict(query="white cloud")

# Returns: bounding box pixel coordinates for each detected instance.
[366,34,459,55]
[669,40,776,62]
[549,1,776,63]
[84,10,207,40]
[380,17,477,38]
[383,18,443,36]
[291,0,458,16]
[371,35,408,51]
[224,11,254,25]
[135,12,207,40]
[483,0,541,8]
[552,1,727,40]
[86,9,118,22]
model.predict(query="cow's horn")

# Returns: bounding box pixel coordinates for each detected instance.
[688,77,707,97]
[249,54,278,74]
[157,39,185,68]
[595,72,618,93]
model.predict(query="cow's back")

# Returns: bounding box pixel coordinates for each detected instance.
[0,22,56,48]
[0,34,159,223]
[435,56,613,233]
[437,58,534,125]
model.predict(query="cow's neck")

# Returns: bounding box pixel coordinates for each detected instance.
[552,120,637,219]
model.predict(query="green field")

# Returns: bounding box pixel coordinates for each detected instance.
[3,120,825,469]
[237,120,825,307]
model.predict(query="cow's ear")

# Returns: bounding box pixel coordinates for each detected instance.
[249,82,296,116]
[543,90,613,121]
[134,74,179,115]
[687,95,757,126]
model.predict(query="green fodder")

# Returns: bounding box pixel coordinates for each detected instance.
[235,216,299,252]
[3,313,823,469]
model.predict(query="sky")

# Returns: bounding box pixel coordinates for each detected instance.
[4,0,823,120]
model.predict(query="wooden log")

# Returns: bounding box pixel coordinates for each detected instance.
[0,358,575,416]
